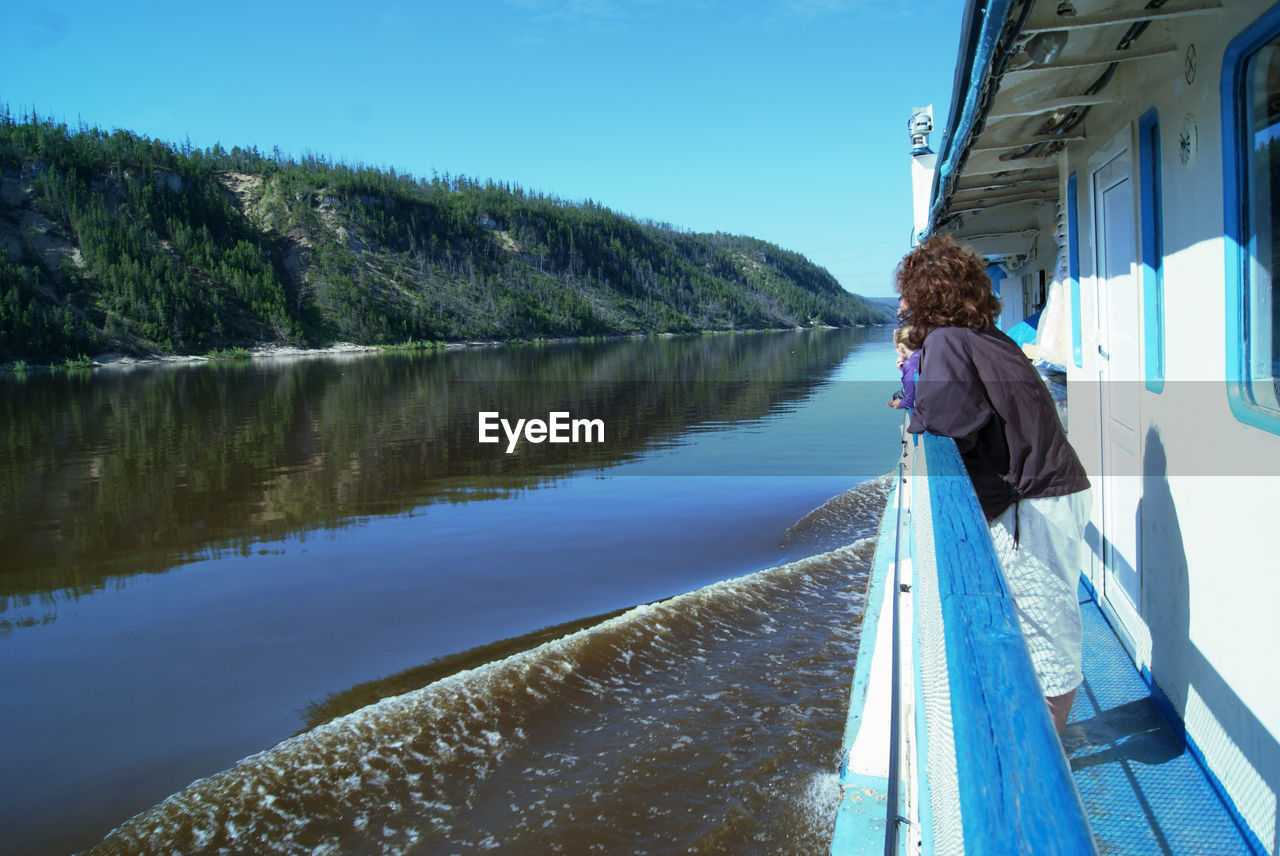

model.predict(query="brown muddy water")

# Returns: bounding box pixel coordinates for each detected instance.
[0,327,904,855]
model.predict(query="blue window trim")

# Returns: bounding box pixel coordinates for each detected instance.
[1222,1,1280,434]
[1138,109,1165,393]
[1068,172,1083,367]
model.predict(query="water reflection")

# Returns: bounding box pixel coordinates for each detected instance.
[0,329,875,608]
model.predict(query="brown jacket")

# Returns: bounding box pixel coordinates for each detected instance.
[907,326,1089,519]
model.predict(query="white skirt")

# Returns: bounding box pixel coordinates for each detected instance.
[988,489,1091,698]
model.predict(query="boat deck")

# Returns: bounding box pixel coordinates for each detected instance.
[1068,584,1261,855]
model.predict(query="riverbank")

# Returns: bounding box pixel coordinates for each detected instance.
[1,325,879,374]
[5,339,527,373]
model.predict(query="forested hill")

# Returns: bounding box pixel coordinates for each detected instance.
[0,111,888,363]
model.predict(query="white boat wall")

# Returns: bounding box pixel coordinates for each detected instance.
[834,1,1280,853]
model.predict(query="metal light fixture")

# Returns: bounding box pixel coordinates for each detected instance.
[1026,30,1068,65]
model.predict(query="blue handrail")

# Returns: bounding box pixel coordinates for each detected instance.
[922,432,1096,855]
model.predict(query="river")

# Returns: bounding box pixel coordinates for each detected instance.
[0,327,903,855]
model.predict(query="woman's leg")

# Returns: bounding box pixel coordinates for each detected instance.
[1047,689,1077,735]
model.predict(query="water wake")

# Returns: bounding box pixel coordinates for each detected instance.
[82,479,890,856]
[782,473,893,554]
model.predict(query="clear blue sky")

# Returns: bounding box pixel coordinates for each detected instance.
[1,0,963,298]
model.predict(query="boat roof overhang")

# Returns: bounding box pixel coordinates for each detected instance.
[927,0,1222,266]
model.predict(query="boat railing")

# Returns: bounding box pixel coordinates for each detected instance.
[833,430,1097,855]
[914,431,1096,854]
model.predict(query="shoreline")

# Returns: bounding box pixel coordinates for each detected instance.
[2,324,886,374]
[4,339,524,373]
[96,342,388,368]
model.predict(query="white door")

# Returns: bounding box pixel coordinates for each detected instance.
[1091,135,1143,642]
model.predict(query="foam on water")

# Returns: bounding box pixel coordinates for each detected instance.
[81,478,891,856]
[782,473,894,554]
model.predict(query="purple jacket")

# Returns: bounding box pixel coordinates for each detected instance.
[907,326,1089,519]
[899,349,920,410]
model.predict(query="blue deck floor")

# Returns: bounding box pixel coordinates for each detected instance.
[1067,586,1260,856]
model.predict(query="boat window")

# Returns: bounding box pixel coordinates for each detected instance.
[1243,34,1280,415]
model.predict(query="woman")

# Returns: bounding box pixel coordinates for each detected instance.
[896,234,1091,735]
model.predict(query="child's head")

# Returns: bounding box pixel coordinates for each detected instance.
[893,326,916,357]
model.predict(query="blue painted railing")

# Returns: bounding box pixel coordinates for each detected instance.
[922,432,1096,855]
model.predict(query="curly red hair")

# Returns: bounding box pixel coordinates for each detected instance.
[894,234,1001,350]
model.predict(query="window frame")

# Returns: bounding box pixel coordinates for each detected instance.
[1222,1,1280,433]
